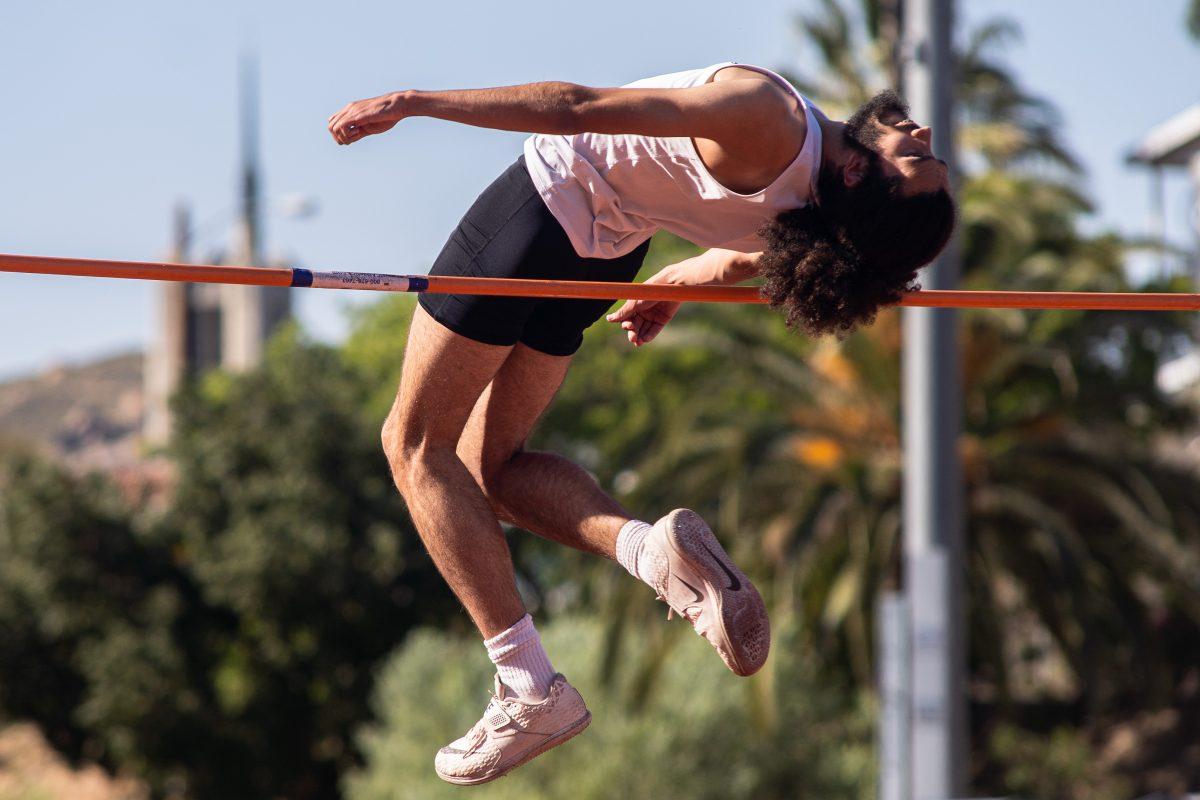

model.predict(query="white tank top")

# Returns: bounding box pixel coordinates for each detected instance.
[522,61,823,259]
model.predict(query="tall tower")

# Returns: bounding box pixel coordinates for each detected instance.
[221,52,292,370]
[143,53,292,445]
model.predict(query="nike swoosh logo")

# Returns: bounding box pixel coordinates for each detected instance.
[701,541,741,591]
[675,576,704,605]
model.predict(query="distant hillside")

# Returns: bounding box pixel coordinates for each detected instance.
[0,352,147,471]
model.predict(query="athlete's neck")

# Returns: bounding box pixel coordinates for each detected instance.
[816,112,848,166]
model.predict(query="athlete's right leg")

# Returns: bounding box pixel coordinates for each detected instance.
[382,305,526,638]
[389,313,594,786]
[396,156,601,785]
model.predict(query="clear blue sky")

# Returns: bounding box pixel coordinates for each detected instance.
[2,1,1198,379]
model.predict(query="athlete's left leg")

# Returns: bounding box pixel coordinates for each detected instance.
[457,340,771,677]
[457,341,632,560]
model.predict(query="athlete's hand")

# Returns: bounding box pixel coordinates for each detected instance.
[328,91,407,145]
[606,269,682,347]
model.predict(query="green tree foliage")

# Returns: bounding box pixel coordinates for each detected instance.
[0,450,178,762]
[346,616,875,800]
[985,724,1132,800]
[142,326,455,798]
[0,326,457,799]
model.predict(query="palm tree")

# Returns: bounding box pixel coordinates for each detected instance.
[782,0,1080,176]
[772,0,1200,711]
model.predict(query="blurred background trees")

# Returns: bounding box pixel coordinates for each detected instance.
[346,617,875,800]
[2,1,1200,798]
[0,329,458,799]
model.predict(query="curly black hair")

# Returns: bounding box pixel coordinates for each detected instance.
[757,91,956,337]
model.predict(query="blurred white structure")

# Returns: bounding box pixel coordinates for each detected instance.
[1128,102,1200,281]
[1129,104,1200,401]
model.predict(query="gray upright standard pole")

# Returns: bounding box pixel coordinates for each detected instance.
[878,593,912,800]
[901,0,966,798]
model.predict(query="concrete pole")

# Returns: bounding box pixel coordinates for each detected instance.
[901,0,966,797]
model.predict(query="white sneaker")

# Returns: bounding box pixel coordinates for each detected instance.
[645,508,770,676]
[434,673,590,785]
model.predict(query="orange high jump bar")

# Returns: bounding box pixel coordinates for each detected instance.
[2,252,1200,312]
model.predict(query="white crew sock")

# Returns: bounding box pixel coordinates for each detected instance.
[484,614,557,702]
[615,518,655,582]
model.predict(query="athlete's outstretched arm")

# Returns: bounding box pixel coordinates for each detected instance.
[326,79,786,147]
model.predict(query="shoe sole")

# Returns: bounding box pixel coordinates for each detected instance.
[664,509,770,676]
[435,711,592,786]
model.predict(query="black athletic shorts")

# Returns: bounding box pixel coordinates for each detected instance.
[417,155,651,357]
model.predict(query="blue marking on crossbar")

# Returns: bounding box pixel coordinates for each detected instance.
[291,268,314,288]
[408,276,429,292]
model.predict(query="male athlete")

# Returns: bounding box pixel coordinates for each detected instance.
[328,61,954,785]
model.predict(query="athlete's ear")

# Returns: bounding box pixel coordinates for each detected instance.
[843,149,869,188]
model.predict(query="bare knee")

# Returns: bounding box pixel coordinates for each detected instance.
[474,447,527,507]
[381,413,405,477]
[381,411,442,496]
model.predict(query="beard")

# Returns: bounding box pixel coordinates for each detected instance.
[814,89,909,211]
